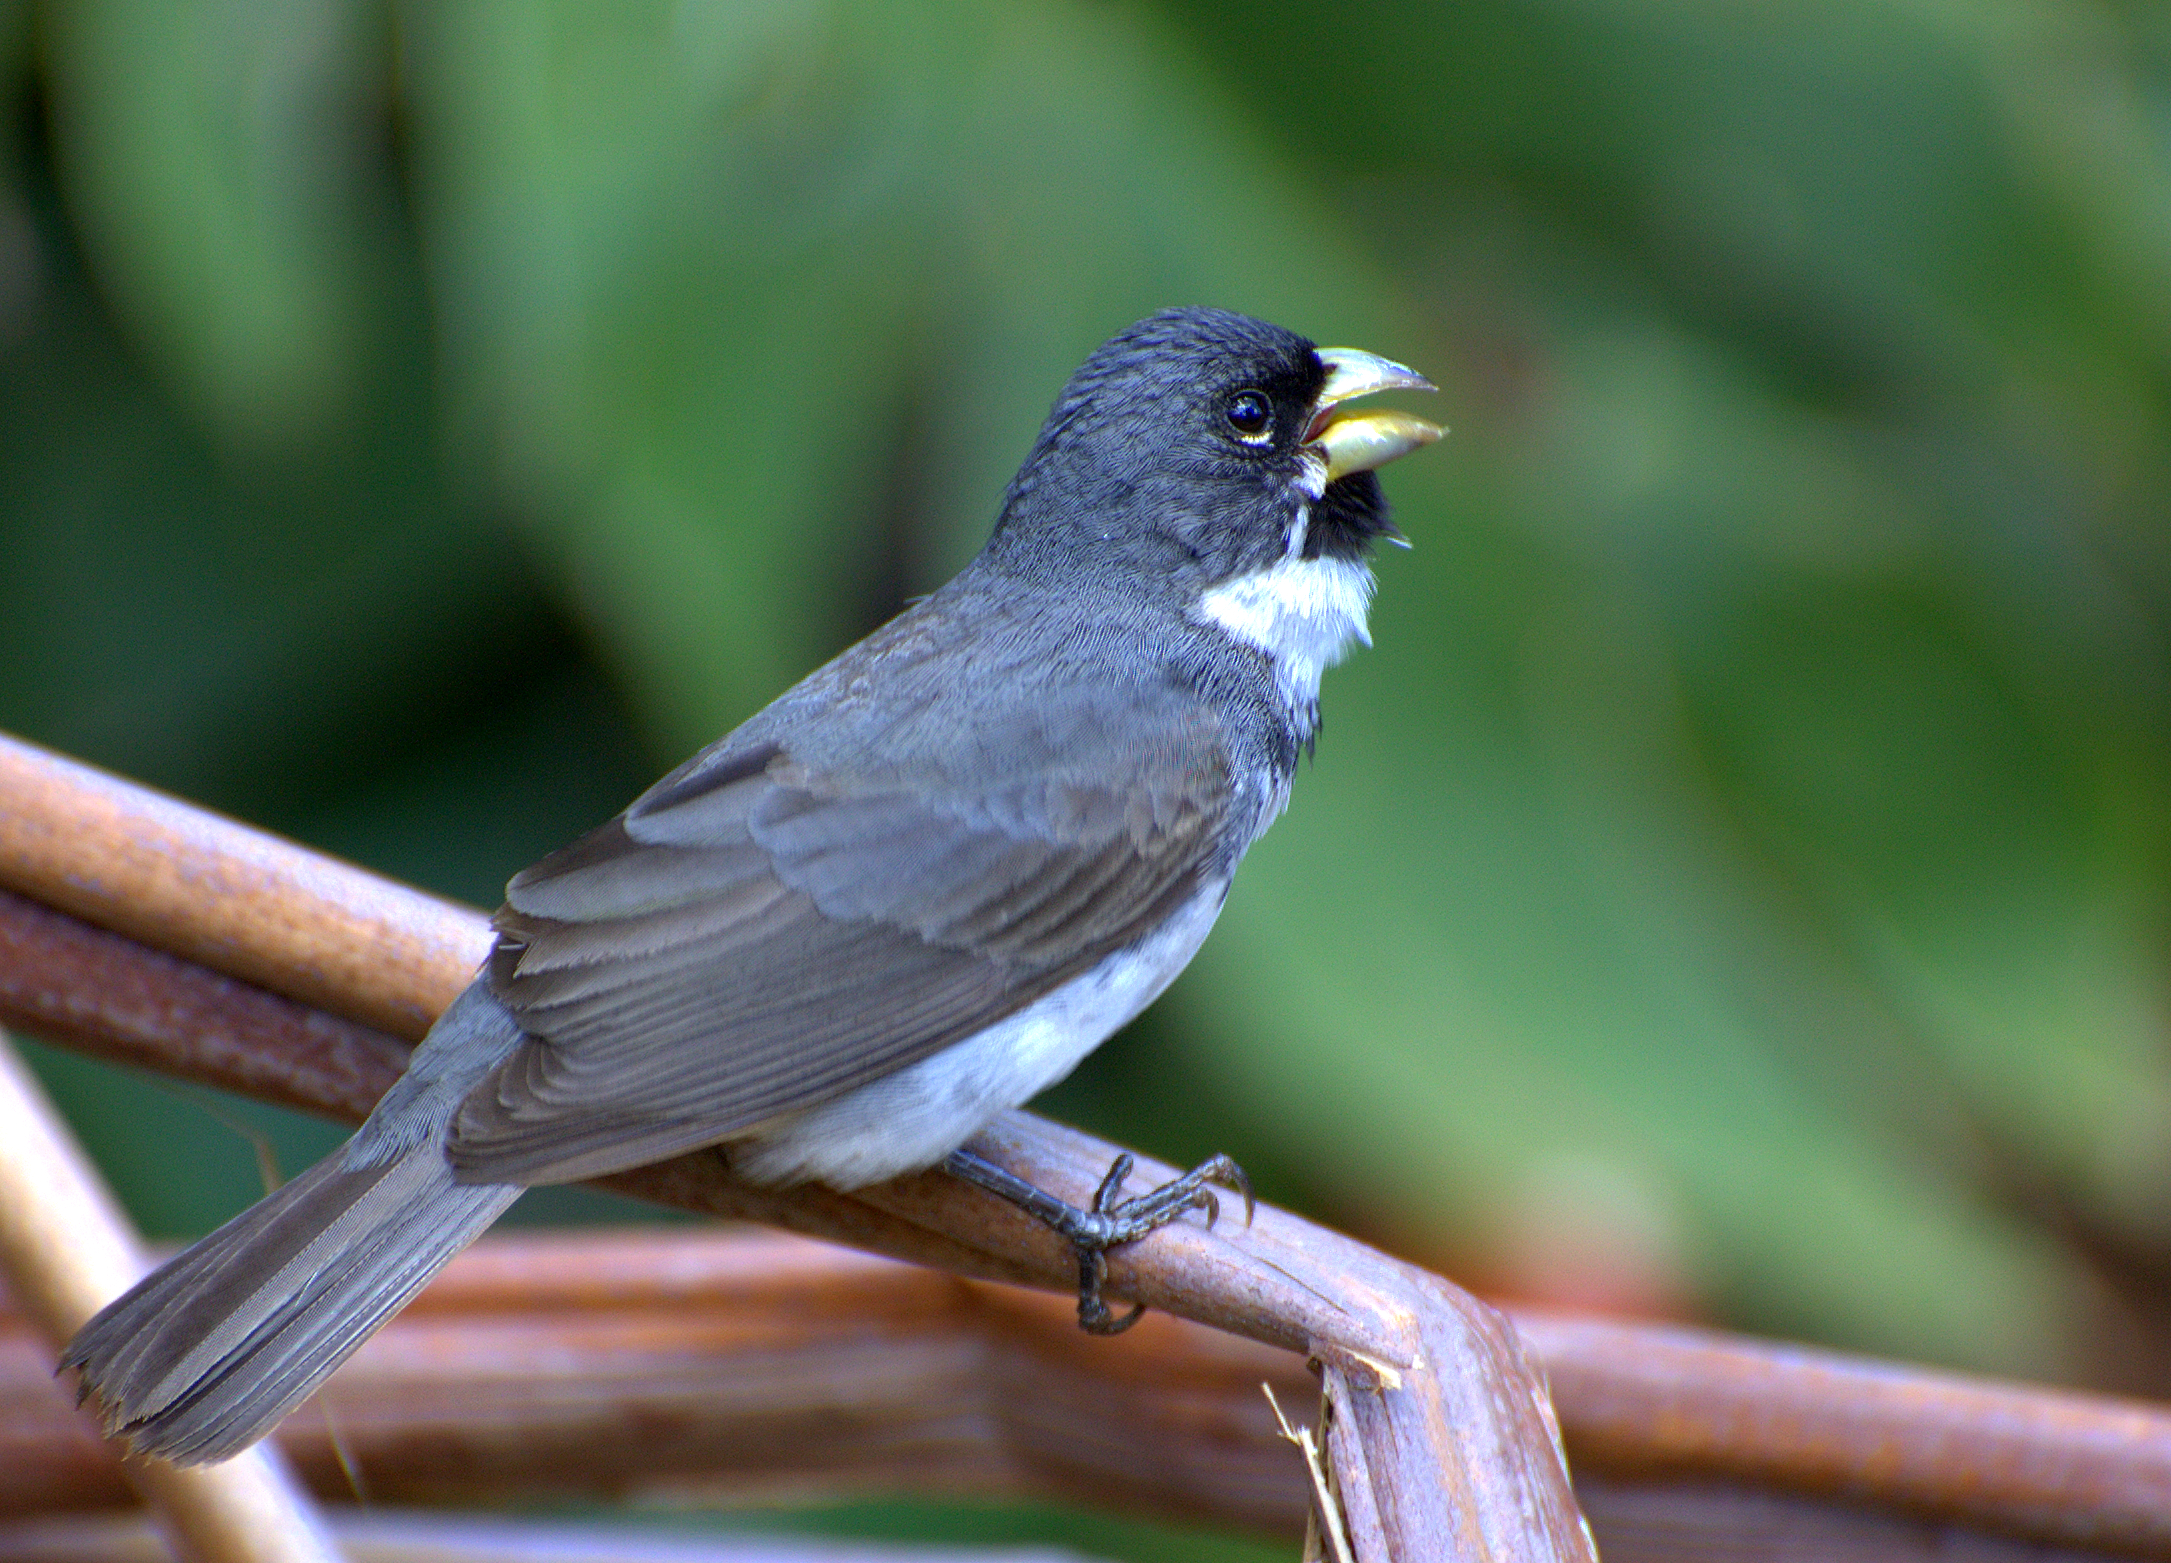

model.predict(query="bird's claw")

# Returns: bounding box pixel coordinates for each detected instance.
[1066,1151,1251,1332]
[942,1146,1252,1334]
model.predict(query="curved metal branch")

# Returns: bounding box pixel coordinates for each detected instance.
[0,733,1593,1563]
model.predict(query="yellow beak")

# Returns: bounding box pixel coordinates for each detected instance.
[1305,347,1444,482]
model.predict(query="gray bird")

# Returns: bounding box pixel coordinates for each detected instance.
[65,306,1440,1464]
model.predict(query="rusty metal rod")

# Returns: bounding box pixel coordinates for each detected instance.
[11,731,2171,1554]
[0,731,1594,1563]
[0,1228,1315,1526]
[0,1229,2155,1560]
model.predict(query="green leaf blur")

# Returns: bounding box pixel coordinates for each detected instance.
[4,0,2170,1533]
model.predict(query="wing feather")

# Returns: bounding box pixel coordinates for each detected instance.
[449,722,1228,1186]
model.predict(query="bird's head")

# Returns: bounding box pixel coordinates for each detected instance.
[990,307,1440,591]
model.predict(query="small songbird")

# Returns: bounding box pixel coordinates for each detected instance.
[66,306,1440,1463]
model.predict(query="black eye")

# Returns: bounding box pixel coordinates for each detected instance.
[1224,390,1272,440]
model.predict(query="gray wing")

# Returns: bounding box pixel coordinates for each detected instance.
[448,732,1228,1185]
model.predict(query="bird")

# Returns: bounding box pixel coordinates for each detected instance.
[64,305,1441,1465]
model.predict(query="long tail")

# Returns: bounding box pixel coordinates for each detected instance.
[64,982,527,1464]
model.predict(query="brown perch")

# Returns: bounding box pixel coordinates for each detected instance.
[5,731,2171,1557]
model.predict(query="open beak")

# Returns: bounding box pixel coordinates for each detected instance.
[1304,347,1443,483]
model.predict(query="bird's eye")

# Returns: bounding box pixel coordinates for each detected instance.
[1224,390,1273,441]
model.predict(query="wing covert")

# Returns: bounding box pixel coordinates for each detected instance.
[451,731,1226,1185]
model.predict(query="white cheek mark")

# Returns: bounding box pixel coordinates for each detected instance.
[1194,555,1376,716]
[1283,456,1327,558]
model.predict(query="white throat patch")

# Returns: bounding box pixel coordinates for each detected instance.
[1194,553,1375,719]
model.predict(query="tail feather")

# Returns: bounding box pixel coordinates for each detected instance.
[63,982,527,1465]
[68,1153,519,1463]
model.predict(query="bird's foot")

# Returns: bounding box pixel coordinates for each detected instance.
[943,1147,1253,1334]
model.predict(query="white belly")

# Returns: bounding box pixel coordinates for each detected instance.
[730,883,1229,1189]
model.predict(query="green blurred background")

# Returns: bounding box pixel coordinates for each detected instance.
[4,0,2171,1552]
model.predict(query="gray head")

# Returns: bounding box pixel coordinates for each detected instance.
[983,307,1439,594]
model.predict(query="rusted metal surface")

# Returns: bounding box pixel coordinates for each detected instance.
[0,731,1594,1563]
[0,1230,2157,1560]
[861,1115,1596,1561]
[1523,1308,2171,1554]
[1569,1477,2123,1563]
[0,1230,1309,1525]
[0,736,486,1040]
[0,885,409,1123]
[15,728,2171,1556]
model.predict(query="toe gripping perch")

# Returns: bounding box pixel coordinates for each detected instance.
[944,1148,1254,1333]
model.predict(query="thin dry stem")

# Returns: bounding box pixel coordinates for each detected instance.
[0,1033,341,1563]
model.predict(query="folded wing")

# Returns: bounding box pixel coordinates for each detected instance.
[450,732,1225,1184]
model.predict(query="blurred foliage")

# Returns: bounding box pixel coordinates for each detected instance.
[4,0,2171,1548]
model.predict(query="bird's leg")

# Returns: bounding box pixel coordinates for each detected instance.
[942,1147,1254,1334]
